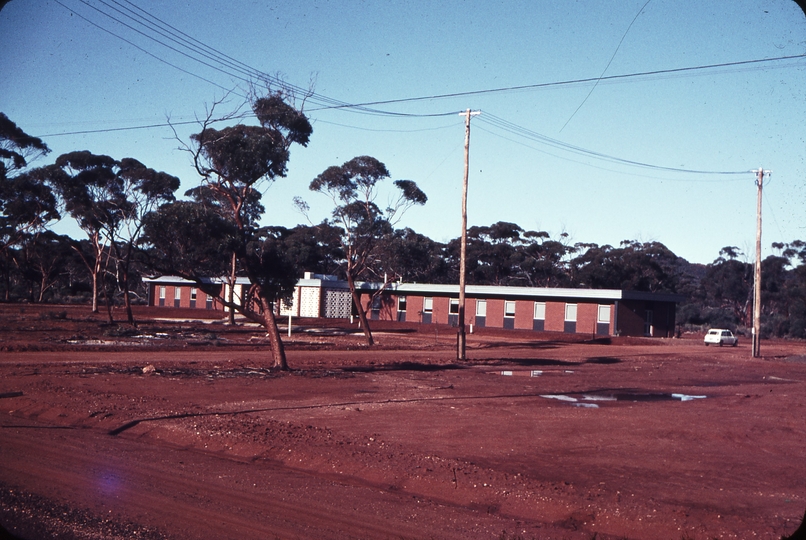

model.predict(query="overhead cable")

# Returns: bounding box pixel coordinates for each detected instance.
[477,113,751,176]
[57,0,457,118]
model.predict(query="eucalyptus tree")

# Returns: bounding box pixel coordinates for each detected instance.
[0,114,57,300]
[374,227,448,284]
[185,184,264,324]
[141,200,237,287]
[42,152,179,322]
[569,240,678,293]
[700,247,753,326]
[0,112,49,182]
[262,223,344,278]
[15,230,74,303]
[305,155,426,345]
[43,151,118,313]
[168,92,313,370]
[108,158,180,324]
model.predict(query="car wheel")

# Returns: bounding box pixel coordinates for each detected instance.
[718,341,723,347]
[704,342,709,346]
[732,341,738,347]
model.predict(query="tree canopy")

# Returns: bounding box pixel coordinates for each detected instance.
[150,92,314,369]
[306,155,427,345]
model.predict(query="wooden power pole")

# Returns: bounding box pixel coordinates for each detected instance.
[752,167,769,358]
[457,109,480,361]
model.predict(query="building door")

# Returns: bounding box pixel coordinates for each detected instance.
[533,302,545,331]
[397,296,407,322]
[644,310,654,337]
[597,304,611,336]
[503,301,516,329]
[564,303,577,333]
[422,297,433,324]
[475,299,486,328]
[448,298,459,326]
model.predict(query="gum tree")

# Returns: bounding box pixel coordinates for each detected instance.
[166,92,313,370]
[0,113,57,300]
[304,156,426,345]
[42,152,179,323]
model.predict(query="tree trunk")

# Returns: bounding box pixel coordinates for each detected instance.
[118,244,136,327]
[101,250,114,325]
[346,272,374,346]
[91,271,99,313]
[228,251,236,325]
[121,269,135,326]
[38,274,47,303]
[258,296,288,370]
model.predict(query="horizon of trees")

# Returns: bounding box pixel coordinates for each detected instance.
[2,110,805,342]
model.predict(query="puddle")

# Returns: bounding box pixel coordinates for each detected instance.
[539,392,706,405]
[500,370,545,377]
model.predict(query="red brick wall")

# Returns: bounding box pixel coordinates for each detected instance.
[150,283,223,310]
[431,296,449,325]
[514,300,533,330]
[577,302,598,336]
[544,301,565,332]
[408,295,424,322]
[486,299,504,328]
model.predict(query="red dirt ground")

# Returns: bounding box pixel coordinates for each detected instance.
[0,304,805,539]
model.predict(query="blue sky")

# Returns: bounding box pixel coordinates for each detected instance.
[2,0,805,265]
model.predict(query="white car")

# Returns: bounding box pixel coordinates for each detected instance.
[704,329,738,347]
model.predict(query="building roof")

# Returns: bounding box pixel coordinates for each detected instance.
[145,275,685,303]
[359,281,685,303]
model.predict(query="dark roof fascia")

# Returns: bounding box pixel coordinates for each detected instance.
[619,290,686,303]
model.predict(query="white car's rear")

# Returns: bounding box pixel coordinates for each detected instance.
[704,329,738,346]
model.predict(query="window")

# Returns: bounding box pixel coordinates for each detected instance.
[190,288,197,301]
[159,286,166,299]
[476,299,487,317]
[398,296,407,312]
[449,298,459,315]
[423,297,433,313]
[565,303,577,322]
[504,301,516,318]
[174,287,182,300]
[533,302,545,320]
[597,304,610,323]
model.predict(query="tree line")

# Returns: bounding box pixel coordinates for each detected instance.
[2,93,805,368]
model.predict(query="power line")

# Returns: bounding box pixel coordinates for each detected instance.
[40,0,793,176]
[52,0,241,96]
[321,53,806,111]
[56,0,456,119]
[472,122,748,182]
[477,112,750,176]
[55,0,806,118]
[560,0,653,132]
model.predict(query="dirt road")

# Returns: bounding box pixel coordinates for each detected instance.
[1,305,804,539]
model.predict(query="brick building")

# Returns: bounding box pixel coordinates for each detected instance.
[144,274,683,338]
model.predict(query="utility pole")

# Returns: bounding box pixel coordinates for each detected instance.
[457,109,480,361]
[752,167,770,358]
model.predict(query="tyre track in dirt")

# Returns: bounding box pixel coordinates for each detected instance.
[2,418,518,539]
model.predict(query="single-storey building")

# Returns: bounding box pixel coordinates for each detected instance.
[144,273,684,338]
